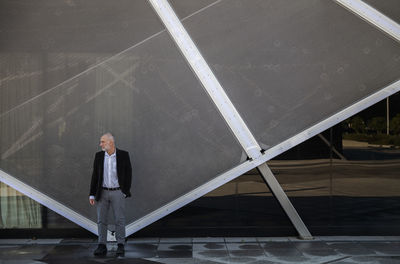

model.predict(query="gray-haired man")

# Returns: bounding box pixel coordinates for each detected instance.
[89,133,132,256]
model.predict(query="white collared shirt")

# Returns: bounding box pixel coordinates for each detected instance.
[102,150,119,188]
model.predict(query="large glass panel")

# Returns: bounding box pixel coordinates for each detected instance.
[332,92,400,233]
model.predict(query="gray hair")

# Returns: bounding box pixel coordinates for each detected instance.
[102,132,115,143]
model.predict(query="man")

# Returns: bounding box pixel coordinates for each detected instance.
[89,133,132,256]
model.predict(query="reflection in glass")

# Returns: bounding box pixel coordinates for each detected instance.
[0,182,41,228]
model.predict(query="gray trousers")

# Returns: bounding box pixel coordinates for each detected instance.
[97,189,126,244]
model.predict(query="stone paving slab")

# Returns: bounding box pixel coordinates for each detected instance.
[192,243,227,251]
[0,237,399,264]
[224,237,258,243]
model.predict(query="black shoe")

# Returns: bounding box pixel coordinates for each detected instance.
[116,243,125,256]
[94,244,107,256]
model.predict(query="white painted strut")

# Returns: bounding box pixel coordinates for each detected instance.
[0,169,97,234]
[148,0,262,159]
[335,0,400,43]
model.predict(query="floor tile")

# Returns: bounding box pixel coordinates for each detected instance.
[157,250,193,258]
[328,242,376,256]
[228,250,265,258]
[124,243,158,258]
[27,239,62,244]
[38,244,101,261]
[292,241,331,250]
[226,243,261,251]
[264,247,303,257]
[157,243,192,251]
[194,258,231,264]
[227,256,263,263]
[333,256,400,264]
[360,242,400,255]
[260,242,298,250]
[146,257,195,264]
[193,243,227,251]
[60,238,96,244]
[225,237,257,243]
[193,250,229,258]
[0,245,56,260]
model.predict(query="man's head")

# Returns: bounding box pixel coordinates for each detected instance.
[100,133,115,153]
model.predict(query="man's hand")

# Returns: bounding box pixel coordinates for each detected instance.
[89,198,95,206]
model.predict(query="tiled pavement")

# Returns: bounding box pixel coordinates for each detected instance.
[0,237,399,263]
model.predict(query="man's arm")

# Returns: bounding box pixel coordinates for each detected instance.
[89,153,98,205]
[125,152,132,197]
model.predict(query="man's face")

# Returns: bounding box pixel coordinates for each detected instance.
[99,136,112,152]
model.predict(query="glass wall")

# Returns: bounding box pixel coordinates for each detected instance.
[136,92,400,237]
[1,92,400,237]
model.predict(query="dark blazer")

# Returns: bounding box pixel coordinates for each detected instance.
[89,148,132,201]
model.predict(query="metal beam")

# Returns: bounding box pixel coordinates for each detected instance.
[261,79,400,162]
[257,163,313,240]
[0,169,97,234]
[335,0,400,43]
[147,0,262,159]
[126,158,264,235]
[317,134,347,160]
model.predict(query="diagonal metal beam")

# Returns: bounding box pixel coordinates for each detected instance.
[257,163,312,240]
[335,0,400,43]
[317,134,347,161]
[261,80,400,163]
[148,0,262,160]
[147,0,312,239]
[0,169,97,234]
